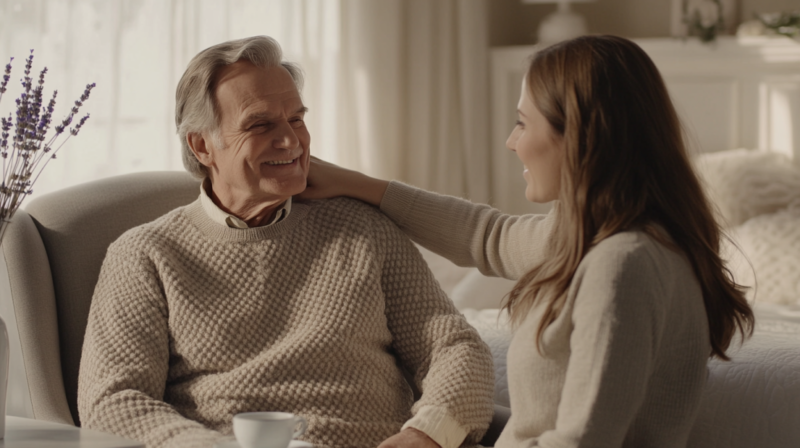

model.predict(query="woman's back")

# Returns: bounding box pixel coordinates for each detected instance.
[498,229,710,447]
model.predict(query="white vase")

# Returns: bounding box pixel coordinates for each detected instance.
[0,316,8,438]
[0,318,9,439]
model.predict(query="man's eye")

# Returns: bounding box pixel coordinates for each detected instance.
[290,118,305,128]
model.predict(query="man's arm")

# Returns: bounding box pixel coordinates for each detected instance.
[78,239,223,448]
[376,215,495,448]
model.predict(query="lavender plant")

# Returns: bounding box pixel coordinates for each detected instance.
[0,49,94,241]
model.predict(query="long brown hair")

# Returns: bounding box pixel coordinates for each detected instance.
[505,35,753,360]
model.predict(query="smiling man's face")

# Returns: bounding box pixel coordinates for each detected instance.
[195,60,310,216]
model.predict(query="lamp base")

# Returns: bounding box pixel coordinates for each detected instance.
[537,8,588,45]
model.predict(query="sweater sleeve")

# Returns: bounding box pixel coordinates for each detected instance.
[376,216,495,447]
[78,239,223,448]
[379,181,555,280]
[533,243,668,448]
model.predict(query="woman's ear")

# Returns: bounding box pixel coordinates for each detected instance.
[187,132,213,167]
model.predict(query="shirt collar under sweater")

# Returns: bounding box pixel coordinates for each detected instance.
[199,177,291,228]
[185,198,310,243]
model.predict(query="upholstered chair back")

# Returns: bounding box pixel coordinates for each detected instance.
[0,171,200,426]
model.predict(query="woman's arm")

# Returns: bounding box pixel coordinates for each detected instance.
[379,181,553,280]
[299,157,555,280]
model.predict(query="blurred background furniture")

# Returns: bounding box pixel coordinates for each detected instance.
[521,0,596,45]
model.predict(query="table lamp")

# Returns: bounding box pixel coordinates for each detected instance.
[522,0,596,45]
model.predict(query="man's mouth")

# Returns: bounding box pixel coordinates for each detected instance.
[264,158,298,166]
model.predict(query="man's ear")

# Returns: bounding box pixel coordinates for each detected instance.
[187,132,214,168]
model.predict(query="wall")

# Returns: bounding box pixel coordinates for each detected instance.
[490,0,800,47]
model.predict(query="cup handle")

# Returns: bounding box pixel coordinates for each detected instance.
[293,416,308,438]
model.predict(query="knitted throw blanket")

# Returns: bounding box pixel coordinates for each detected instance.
[78,198,494,448]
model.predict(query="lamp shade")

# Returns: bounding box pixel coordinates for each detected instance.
[521,0,594,3]
[521,0,597,44]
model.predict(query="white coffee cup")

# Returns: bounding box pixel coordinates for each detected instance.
[233,412,307,448]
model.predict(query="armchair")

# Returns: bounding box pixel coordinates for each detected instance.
[0,171,200,425]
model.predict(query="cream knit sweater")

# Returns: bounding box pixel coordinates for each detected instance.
[78,197,494,448]
[381,182,712,448]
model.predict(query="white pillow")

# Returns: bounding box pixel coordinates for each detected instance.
[415,245,473,296]
[725,202,800,306]
[450,269,517,311]
[462,308,512,408]
[694,149,800,227]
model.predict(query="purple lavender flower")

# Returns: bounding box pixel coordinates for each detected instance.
[36,90,57,143]
[0,49,95,239]
[70,114,90,136]
[0,57,12,96]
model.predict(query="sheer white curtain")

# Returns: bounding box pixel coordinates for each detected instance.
[0,0,490,204]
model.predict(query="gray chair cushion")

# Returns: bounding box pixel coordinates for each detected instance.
[24,171,200,425]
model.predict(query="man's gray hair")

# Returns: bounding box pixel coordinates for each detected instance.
[175,36,304,179]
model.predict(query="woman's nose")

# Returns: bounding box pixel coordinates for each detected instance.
[506,133,517,152]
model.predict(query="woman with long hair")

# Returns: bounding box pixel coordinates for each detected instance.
[299,35,754,447]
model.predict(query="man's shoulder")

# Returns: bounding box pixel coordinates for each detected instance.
[303,197,395,228]
[108,204,192,255]
[305,196,380,213]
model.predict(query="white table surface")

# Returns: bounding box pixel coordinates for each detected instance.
[0,416,144,447]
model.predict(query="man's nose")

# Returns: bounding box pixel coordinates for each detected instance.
[273,121,300,149]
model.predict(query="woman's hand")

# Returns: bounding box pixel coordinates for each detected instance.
[298,156,390,207]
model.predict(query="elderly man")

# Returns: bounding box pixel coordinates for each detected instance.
[77,36,494,448]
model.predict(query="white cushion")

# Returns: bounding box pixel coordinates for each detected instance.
[725,203,800,306]
[461,308,512,408]
[414,245,473,296]
[694,148,800,227]
[450,269,516,311]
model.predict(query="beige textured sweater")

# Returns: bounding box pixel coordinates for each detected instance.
[381,182,712,448]
[78,197,494,448]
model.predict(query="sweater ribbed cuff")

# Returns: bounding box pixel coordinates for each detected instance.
[402,405,468,448]
[379,181,420,229]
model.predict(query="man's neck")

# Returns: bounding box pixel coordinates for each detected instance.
[206,181,286,228]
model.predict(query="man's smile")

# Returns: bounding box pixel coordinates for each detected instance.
[264,158,298,166]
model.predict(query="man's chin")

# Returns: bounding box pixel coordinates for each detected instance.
[261,179,306,201]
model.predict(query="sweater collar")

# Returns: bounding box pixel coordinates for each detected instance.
[199,178,292,229]
[183,198,309,242]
